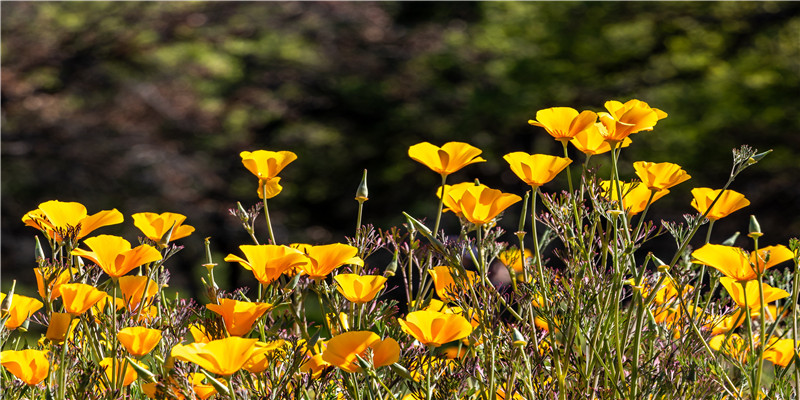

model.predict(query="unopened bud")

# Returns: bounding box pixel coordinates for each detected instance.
[384,250,398,278]
[748,215,762,239]
[236,202,249,222]
[722,232,740,246]
[34,237,45,262]
[657,265,670,273]
[751,149,772,163]
[355,169,369,202]
[517,191,529,234]
[512,328,527,348]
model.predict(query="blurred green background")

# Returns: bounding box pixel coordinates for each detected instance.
[3,2,799,298]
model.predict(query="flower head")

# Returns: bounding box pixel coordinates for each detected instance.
[428,266,478,302]
[633,161,691,191]
[321,331,400,373]
[408,142,486,176]
[59,283,107,316]
[22,200,123,242]
[224,244,308,285]
[691,243,793,281]
[72,235,162,279]
[1,292,43,330]
[334,274,387,304]
[299,243,364,280]
[503,152,572,188]
[600,181,669,215]
[498,248,532,276]
[46,312,76,342]
[690,188,750,220]
[118,327,163,357]
[206,298,272,337]
[0,349,49,385]
[762,339,799,367]
[445,184,521,226]
[528,107,597,142]
[34,267,72,301]
[596,99,667,143]
[398,310,473,347]
[99,358,143,387]
[171,337,262,376]
[569,124,632,155]
[240,150,297,183]
[118,275,158,311]
[242,340,288,373]
[132,212,194,244]
[718,277,789,309]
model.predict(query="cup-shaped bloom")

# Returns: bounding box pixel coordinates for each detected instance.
[690,188,750,220]
[59,283,107,316]
[46,312,76,342]
[118,275,159,311]
[762,339,799,367]
[438,182,485,218]
[72,235,163,279]
[34,267,72,300]
[0,349,49,385]
[596,99,667,143]
[132,212,195,244]
[504,152,572,188]
[569,124,632,155]
[118,327,163,357]
[299,243,364,280]
[528,107,597,142]
[718,277,789,309]
[99,358,142,387]
[1,293,43,329]
[398,310,473,347]
[321,331,400,373]
[633,161,691,191]
[428,266,478,303]
[171,336,261,376]
[206,298,272,337]
[242,340,288,373]
[334,274,387,304]
[224,244,308,285]
[498,248,532,276]
[600,181,669,215]
[240,150,297,182]
[190,372,219,400]
[22,200,123,242]
[691,243,793,281]
[446,184,521,226]
[408,142,486,176]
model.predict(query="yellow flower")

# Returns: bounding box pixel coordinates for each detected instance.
[706,309,747,335]
[527,107,597,142]
[99,358,143,387]
[503,152,572,188]
[256,176,284,199]
[690,188,750,220]
[206,298,272,337]
[569,124,632,155]
[1,292,43,329]
[59,283,107,316]
[428,266,478,302]
[132,212,195,244]
[189,324,215,343]
[709,334,749,361]
[300,353,331,379]
[118,327,163,357]
[321,331,400,373]
[596,99,667,143]
[242,340,288,373]
[600,180,669,215]
[645,277,692,305]
[445,184,521,226]
[171,336,263,376]
[0,349,50,385]
[22,200,123,242]
[224,244,308,285]
[72,235,162,279]
[498,248,532,275]
[334,274,387,304]
[34,267,72,301]
[718,277,789,309]
[633,161,691,191]
[762,339,799,367]
[438,182,482,218]
[408,142,486,176]
[299,243,364,280]
[398,310,473,347]
[46,312,76,342]
[118,275,158,311]
[190,372,219,400]
[691,243,793,281]
[241,150,297,180]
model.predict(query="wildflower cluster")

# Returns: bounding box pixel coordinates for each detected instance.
[2,99,798,399]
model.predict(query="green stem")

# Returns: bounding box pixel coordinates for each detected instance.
[530,188,550,304]
[262,182,277,244]
[753,237,766,397]
[433,174,448,238]
[228,374,238,400]
[792,246,800,395]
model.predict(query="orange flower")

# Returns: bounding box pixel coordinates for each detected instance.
[569,124,632,155]
[398,310,473,347]
[242,340,288,373]
[34,267,72,300]
[206,298,272,337]
[437,182,484,218]
[503,152,572,188]
[99,358,142,387]
[321,331,400,373]
[498,248,532,275]
[22,200,123,242]
[1,292,43,329]
[132,212,195,244]
[718,277,789,309]
[240,150,297,183]
[118,275,159,311]
[633,161,691,191]
[72,235,163,279]
[596,99,667,143]
[190,372,219,399]
[118,327,163,357]
[299,243,364,280]
[334,274,387,304]
[445,184,521,226]
[59,283,107,316]
[762,339,799,367]
[46,312,76,342]
[0,349,50,385]
[600,180,669,215]
[257,176,284,199]
[224,244,308,285]
[408,142,486,176]
[690,188,750,220]
[709,334,749,361]
[691,244,793,281]
[171,336,263,376]
[189,324,215,343]
[528,107,597,142]
[428,266,478,302]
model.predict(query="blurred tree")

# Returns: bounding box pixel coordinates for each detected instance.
[3,2,798,296]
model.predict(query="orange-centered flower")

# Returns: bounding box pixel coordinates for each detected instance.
[428,266,478,303]
[118,327,163,357]
[299,243,364,280]
[445,184,521,226]
[503,152,572,188]
[398,310,473,347]
[718,277,789,309]
[59,283,107,316]
[34,267,72,301]
[334,274,388,304]
[527,107,597,142]
[690,188,750,220]
[633,161,691,191]
[206,298,272,337]
[691,243,793,282]
[132,212,195,244]
[224,244,308,285]
[596,99,667,143]
[0,349,50,385]
[72,235,163,279]
[321,331,400,373]
[22,200,123,242]
[408,142,486,176]
[171,336,263,376]
[118,275,159,311]
[569,124,632,155]
[1,292,43,330]
[600,181,669,215]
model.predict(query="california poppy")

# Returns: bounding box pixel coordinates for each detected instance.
[242,340,288,373]
[762,339,799,367]
[445,184,521,226]
[691,243,793,281]
[132,212,195,244]
[690,188,750,220]
[570,124,632,155]
[34,267,72,301]
[72,235,162,279]
[398,310,473,347]
[718,277,789,309]
[299,243,364,280]
[0,349,50,385]
[321,331,400,373]
[596,99,667,143]
[225,244,308,285]
[171,336,263,376]
[428,266,477,302]
[600,180,669,215]
[633,161,691,191]
[1,292,43,330]
[118,327,163,357]
[408,142,486,176]
[118,275,159,311]
[99,358,142,387]
[528,107,597,142]
[22,200,123,242]
[334,274,387,304]
[503,152,572,188]
[46,312,75,342]
[240,150,297,183]
[59,283,107,316]
[206,298,272,337]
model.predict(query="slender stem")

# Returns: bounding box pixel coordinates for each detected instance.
[792,246,800,394]
[530,188,549,304]
[356,200,365,237]
[262,182,276,244]
[753,237,766,397]
[228,374,238,400]
[433,174,448,238]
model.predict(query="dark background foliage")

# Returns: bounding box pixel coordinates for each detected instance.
[3,2,799,297]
